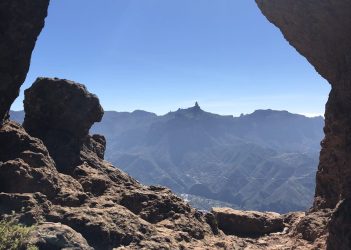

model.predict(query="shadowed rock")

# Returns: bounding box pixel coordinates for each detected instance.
[256,0,351,211]
[327,199,351,249]
[27,223,93,250]
[212,207,284,237]
[256,1,351,248]
[0,0,49,124]
[0,192,51,225]
[23,77,104,172]
[0,121,87,206]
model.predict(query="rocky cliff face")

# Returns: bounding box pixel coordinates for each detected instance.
[256,0,351,248]
[256,0,351,211]
[0,0,49,124]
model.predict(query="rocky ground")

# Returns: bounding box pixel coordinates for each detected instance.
[0,77,331,249]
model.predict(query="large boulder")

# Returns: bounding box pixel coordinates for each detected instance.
[212,207,284,237]
[0,0,49,124]
[46,205,156,249]
[23,77,104,172]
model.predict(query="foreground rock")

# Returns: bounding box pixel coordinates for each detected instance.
[256,0,351,248]
[23,77,104,173]
[0,121,87,206]
[27,222,93,250]
[0,0,49,124]
[327,199,351,249]
[212,207,284,237]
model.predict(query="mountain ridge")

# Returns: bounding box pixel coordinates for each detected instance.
[10,106,324,213]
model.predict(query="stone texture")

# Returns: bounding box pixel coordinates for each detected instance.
[23,77,104,172]
[0,0,49,124]
[0,121,87,206]
[47,205,155,250]
[0,192,51,225]
[327,199,351,250]
[294,210,331,242]
[212,207,284,237]
[27,222,93,250]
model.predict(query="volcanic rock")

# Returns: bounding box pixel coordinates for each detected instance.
[0,192,51,225]
[327,199,351,250]
[294,210,331,242]
[0,0,49,124]
[27,222,93,250]
[0,121,87,206]
[212,207,284,237]
[23,77,104,172]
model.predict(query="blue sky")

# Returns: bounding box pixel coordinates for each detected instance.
[12,0,330,117]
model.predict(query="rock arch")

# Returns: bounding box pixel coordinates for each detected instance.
[256,0,351,210]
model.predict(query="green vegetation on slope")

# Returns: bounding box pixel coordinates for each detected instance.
[0,216,37,250]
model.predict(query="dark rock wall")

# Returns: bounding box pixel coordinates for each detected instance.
[255,1,351,249]
[256,0,351,211]
[327,199,351,250]
[0,0,49,125]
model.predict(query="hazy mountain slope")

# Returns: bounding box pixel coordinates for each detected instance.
[93,105,323,213]
[11,107,324,213]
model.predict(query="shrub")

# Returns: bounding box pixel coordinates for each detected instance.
[0,215,38,250]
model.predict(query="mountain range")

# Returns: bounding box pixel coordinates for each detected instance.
[10,105,324,213]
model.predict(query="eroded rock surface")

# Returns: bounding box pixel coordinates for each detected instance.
[212,207,284,237]
[0,121,87,206]
[327,199,351,250]
[27,222,93,250]
[0,0,49,124]
[23,77,104,172]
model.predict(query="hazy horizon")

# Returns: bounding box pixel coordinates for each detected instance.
[11,105,324,118]
[11,0,330,117]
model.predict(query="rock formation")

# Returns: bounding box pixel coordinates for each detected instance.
[0,0,49,124]
[23,77,104,173]
[256,0,351,248]
[212,207,284,237]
